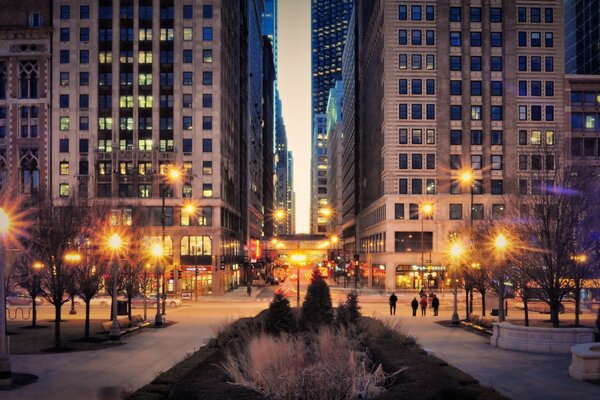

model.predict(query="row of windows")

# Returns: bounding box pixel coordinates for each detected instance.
[398,5,435,21]
[398,129,436,145]
[449,55,503,71]
[399,153,504,172]
[449,105,504,121]
[398,178,505,195]
[518,105,555,121]
[518,81,554,97]
[60,182,215,199]
[518,31,554,48]
[518,154,555,171]
[59,47,213,65]
[62,27,209,43]
[398,79,435,95]
[570,91,600,106]
[59,113,213,131]
[449,80,503,96]
[517,7,554,24]
[449,31,503,47]
[398,153,436,170]
[59,4,212,20]
[571,113,600,131]
[517,180,556,196]
[518,55,554,72]
[449,7,503,23]
[571,138,600,158]
[398,104,436,120]
[398,29,435,46]
[398,53,435,70]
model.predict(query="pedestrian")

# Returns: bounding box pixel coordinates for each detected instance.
[419,287,425,298]
[411,297,419,316]
[389,292,398,316]
[420,296,428,316]
[432,294,440,316]
[246,281,252,296]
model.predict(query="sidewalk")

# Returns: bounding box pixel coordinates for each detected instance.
[187,285,267,302]
[388,314,600,400]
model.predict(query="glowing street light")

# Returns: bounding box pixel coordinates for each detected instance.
[291,254,307,308]
[494,233,510,322]
[449,241,464,325]
[151,243,164,326]
[64,251,83,315]
[0,208,12,386]
[107,232,123,340]
[420,203,434,276]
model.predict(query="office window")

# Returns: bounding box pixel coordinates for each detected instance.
[60,50,69,64]
[491,106,503,121]
[518,81,527,96]
[531,130,542,145]
[59,184,70,198]
[450,106,461,121]
[426,30,435,45]
[426,5,434,20]
[545,106,554,121]
[518,56,527,71]
[399,54,407,69]
[202,184,213,198]
[450,80,461,96]
[471,105,482,120]
[450,155,461,170]
[531,56,541,71]
[490,8,502,23]
[450,130,462,145]
[399,30,407,45]
[546,154,555,170]
[411,30,422,45]
[398,5,407,20]
[203,4,213,18]
[530,105,541,121]
[426,179,436,194]
[60,28,70,42]
[79,50,89,64]
[491,180,503,194]
[60,116,69,130]
[399,79,407,94]
[530,81,542,96]
[450,32,461,46]
[426,54,435,70]
[202,116,212,130]
[202,138,212,153]
[545,8,553,23]
[449,204,462,220]
[59,94,69,108]
[519,154,528,170]
[183,116,193,130]
[394,204,404,220]
[79,116,89,131]
[491,56,503,71]
[450,56,461,71]
[399,104,407,119]
[471,155,482,170]
[471,81,482,96]
[471,130,482,145]
[60,5,70,19]
[183,50,193,63]
[411,79,422,95]
[450,7,461,22]
[470,32,482,47]
[531,32,541,47]
[411,5,421,20]
[519,130,528,145]
[519,105,527,120]
[80,5,90,19]
[545,56,554,72]
[545,32,553,47]
[182,138,193,153]
[183,4,193,19]
[492,204,505,220]
[412,179,422,195]
[203,49,213,63]
[518,32,527,47]
[450,180,460,194]
[531,8,541,22]
[491,81,502,96]
[399,129,408,144]
[411,54,422,69]
[470,7,481,22]
[79,94,89,109]
[491,130,503,145]
[491,32,502,47]
[399,154,408,169]
[470,56,482,71]
[399,179,408,194]
[545,81,554,97]
[426,154,435,169]
[412,104,422,119]
[183,71,193,85]
[546,130,555,146]
[59,161,69,176]
[202,94,212,108]
[519,7,527,22]
[491,155,503,170]
[411,129,422,144]
[426,104,435,120]
[183,28,193,41]
[412,154,422,169]
[202,27,213,41]
[203,71,212,85]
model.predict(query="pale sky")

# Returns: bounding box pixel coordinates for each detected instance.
[278,0,311,233]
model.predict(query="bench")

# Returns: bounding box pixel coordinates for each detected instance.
[101,314,150,335]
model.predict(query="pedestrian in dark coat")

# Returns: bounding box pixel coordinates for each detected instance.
[411,297,419,316]
[246,282,252,296]
[432,294,440,316]
[420,296,428,316]
[389,292,398,316]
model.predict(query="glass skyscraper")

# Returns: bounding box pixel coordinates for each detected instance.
[565,0,600,74]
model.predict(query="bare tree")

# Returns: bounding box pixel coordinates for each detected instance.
[13,254,44,327]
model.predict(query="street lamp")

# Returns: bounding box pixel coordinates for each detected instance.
[291,254,306,308]
[459,169,475,227]
[420,203,433,275]
[64,251,83,315]
[0,208,12,385]
[450,242,464,325]
[151,242,164,327]
[107,233,123,340]
[494,233,508,322]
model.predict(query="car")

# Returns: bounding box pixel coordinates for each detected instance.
[130,295,157,309]
[6,292,43,306]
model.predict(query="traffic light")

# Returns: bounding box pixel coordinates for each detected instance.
[168,270,174,280]
[176,269,182,279]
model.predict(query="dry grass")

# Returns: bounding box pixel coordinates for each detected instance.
[221,327,396,400]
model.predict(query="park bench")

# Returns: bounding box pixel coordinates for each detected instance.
[101,314,149,335]
[462,314,493,335]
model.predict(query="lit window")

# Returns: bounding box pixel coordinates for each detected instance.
[60,117,69,130]
[202,183,213,198]
[59,183,69,197]
[183,28,193,41]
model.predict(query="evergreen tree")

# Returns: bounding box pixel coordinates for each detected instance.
[265,291,297,335]
[300,268,333,330]
[345,290,361,322]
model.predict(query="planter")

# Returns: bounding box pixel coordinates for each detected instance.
[569,343,600,382]
[490,322,594,353]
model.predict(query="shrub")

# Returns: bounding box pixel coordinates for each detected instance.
[300,268,334,330]
[337,290,361,327]
[222,328,387,400]
[265,291,298,335]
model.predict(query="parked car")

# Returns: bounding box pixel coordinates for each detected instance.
[6,292,43,306]
[130,295,157,309]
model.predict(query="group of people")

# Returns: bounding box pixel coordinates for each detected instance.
[388,288,440,316]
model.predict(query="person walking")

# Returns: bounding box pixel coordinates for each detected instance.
[246,281,252,296]
[389,292,398,316]
[432,294,440,316]
[411,297,419,316]
[420,296,428,316]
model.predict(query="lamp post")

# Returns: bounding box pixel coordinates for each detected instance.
[420,203,433,288]
[0,208,12,385]
[32,261,44,328]
[151,243,164,326]
[143,263,151,321]
[107,233,123,340]
[160,165,182,317]
[64,252,82,315]
[459,170,475,227]
[494,234,508,322]
[450,242,464,325]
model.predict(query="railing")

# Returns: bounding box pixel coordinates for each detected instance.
[6,306,32,320]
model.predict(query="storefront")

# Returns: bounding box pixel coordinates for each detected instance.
[180,266,213,298]
[395,265,446,290]
[371,264,386,289]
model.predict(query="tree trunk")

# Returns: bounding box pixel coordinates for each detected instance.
[524,297,529,327]
[481,291,486,316]
[469,289,474,314]
[575,284,581,327]
[128,295,132,320]
[465,288,470,319]
[54,303,61,349]
[85,300,91,339]
[550,301,560,328]
[32,298,37,328]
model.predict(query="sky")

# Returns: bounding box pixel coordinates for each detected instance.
[278,0,311,233]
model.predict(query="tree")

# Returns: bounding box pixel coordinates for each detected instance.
[28,200,91,349]
[265,291,297,335]
[13,254,44,327]
[511,161,599,327]
[120,223,148,320]
[300,268,333,330]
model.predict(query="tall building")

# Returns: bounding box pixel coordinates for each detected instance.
[310,0,353,233]
[565,0,600,75]
[566,75,600,165]
[50,0,271,295]
[262,38,275,238]
[262,0,278,68]
[310,113,327,233]
[0,0,52,202]
[287,150,295,233]
[345,1,565,290]
[325,81,343,236]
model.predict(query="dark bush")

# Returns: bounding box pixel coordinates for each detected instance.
[265,291,298,335]
[300,268,333,330]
